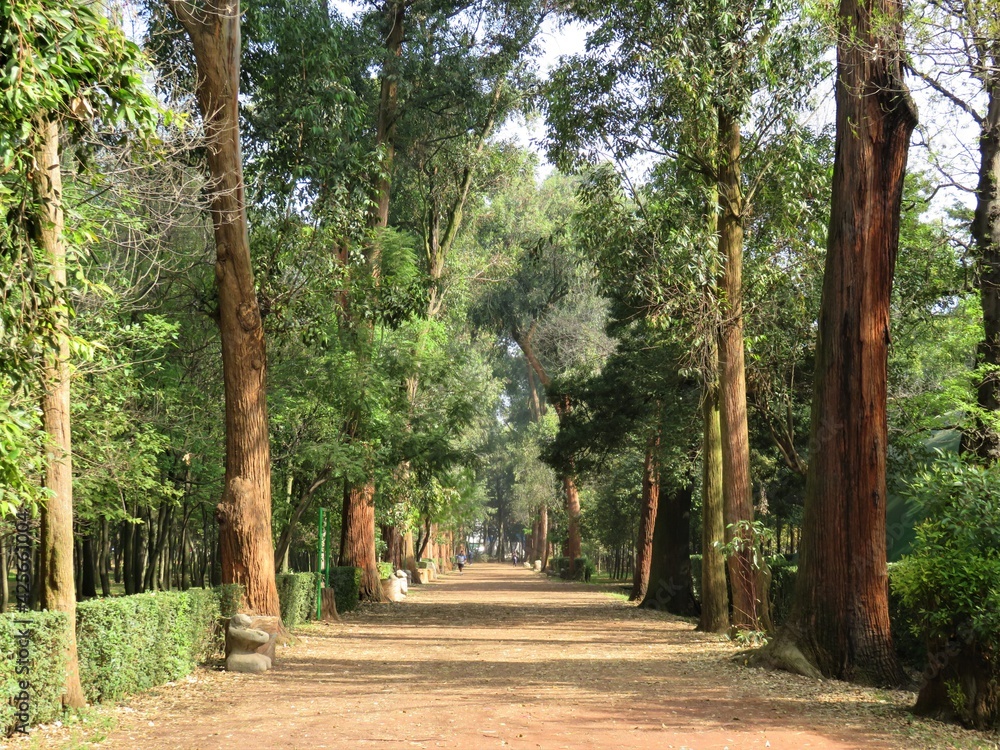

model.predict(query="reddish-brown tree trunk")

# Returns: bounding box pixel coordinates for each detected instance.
[777,0,916,685]
[629,435,660,602]
[33,115,86,709]
[716,108,758,631]
[339,481,384,601]
[169,0,279,616]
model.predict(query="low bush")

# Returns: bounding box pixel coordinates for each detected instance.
[276,573,320,629]
[76,588,223,703]
[767,556,797,625]
[377,561,394,580]
[1,611,68,735]
[892,457,1000,728]
[548,556,594,581]
[329,567,362,613]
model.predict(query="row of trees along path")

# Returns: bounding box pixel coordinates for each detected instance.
[17,564,973,750]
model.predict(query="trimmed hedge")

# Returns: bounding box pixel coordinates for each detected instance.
[547,556,594,582]
[329,566,362,613]
[1,611,68,735]
[276,573,320,629]
[217,583,243,618]
[76,588,223,703]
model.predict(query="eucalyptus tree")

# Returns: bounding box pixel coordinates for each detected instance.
[546,0,824,631]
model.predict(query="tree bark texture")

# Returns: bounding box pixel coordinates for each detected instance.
[373,0,406,229]
[970,82,1000,460]
[339,481,386,601]
[33,115,86,709]
[169,0,280,616]
[780,0,916,685]
[639,481,698,616]
[629,436,660,602]
[698,382,730,633]
[715,109,757,631]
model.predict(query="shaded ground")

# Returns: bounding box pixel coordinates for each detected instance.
[15,564,1000,749]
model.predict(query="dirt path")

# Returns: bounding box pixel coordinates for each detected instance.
[18,564,996,750]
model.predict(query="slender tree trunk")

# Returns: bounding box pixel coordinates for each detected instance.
[274,471,328,570]
[168,0,280,617]
[33,114,85,709]
[699,381,730,631]
[639,480,698,615]
[715,108,758,630]
[969,83,1000,460]
[99,518,111,597]
[630,435,660,602]
[563,474,582,564]
[770,0,916,685]
[539,504,549,571]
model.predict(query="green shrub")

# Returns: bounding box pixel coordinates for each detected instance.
[276,573,320,629]
[377,561,394,581]
[1,611,68,735]
[548,557,593,581]
[216,583,243,618]
[886,562,922,669]
[767,556,797,625]
[891,457,1000,726]
[76,588,222,703]
[329,567,362,613]
[547,556,566,575]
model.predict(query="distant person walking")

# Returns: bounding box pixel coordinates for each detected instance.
[456,551,466,573]
[512,553,518,566]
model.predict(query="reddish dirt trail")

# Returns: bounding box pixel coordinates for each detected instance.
[30,564,977,749]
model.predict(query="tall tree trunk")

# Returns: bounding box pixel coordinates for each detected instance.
[168,0,280,617]
[716,108,757,631]
[33,114,85,709]
[339,480,386,601]
[639,480,698,615]
[563,473,582,566]
[699,385,729,633]
[629,435,660,602]
[969,83,1000,460]
[539,504,549,571]
[769,0,916,685]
